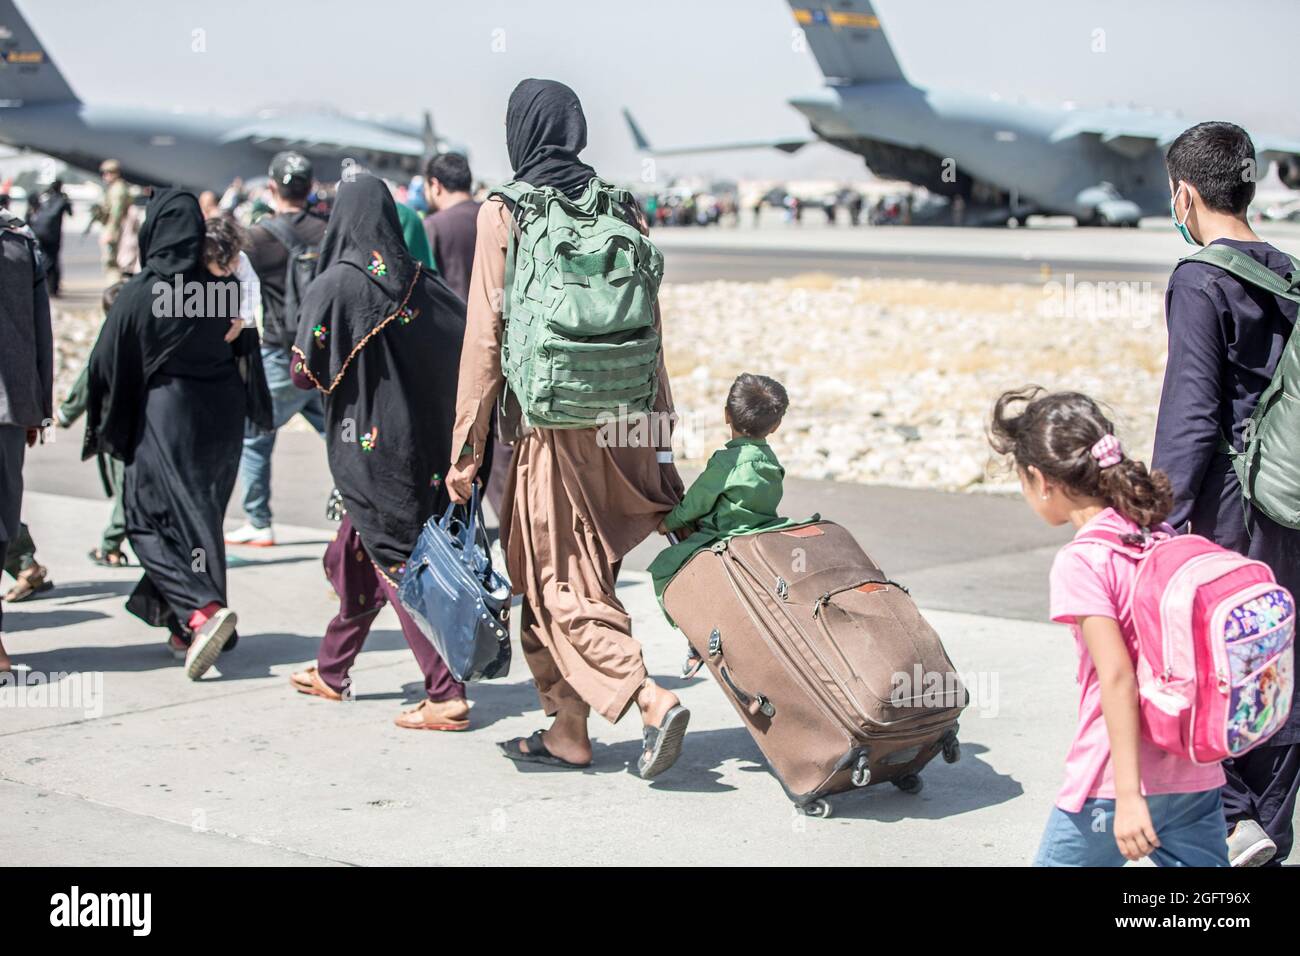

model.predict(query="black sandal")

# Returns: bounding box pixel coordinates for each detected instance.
[498,730,591,769]
[88,547,130,567]
[638,705,691,779]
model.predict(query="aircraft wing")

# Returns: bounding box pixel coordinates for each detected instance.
[218,114,426,159]
[1051,113,1300,166]
[622,107,811,156]
[1047,113,1189,158]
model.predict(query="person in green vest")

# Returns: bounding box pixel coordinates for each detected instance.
[650,373,795,601]
[395,200,434,271]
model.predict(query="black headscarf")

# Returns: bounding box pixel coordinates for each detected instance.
[293,174,466,571]
[506,78,598,199]
[84,189,269,462]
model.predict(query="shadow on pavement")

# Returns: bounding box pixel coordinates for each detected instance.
[227,553,323,570]
[814,742,1021,821]
[24,579,138,605]
[3,608,108,633]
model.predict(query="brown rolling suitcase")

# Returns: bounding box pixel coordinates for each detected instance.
[662,520,966,815]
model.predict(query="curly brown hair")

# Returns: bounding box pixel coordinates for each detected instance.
[988,386,1173,529]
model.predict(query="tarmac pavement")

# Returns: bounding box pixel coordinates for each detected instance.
[6,483,1294,866]
[4,489,1065,866]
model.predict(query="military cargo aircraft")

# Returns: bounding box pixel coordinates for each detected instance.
[0,0,454,190]
[626,0,1300,225]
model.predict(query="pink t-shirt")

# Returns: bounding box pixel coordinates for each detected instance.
[1048,508,1225,812]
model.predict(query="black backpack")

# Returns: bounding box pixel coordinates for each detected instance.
[259,215,320,340]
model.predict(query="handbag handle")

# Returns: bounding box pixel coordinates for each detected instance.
[439,482,495,581]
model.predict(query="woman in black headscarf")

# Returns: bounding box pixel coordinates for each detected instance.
[85,188,270,680]
[286,174,470,731]
[446,79,690,777]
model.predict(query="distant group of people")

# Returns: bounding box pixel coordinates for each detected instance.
[1,95,1297,866]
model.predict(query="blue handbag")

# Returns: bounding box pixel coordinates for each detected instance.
[397,483,512,682]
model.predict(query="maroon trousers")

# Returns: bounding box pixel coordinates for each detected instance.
[316,516,464,702]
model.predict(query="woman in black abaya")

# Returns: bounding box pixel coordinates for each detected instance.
[85,188,270,680]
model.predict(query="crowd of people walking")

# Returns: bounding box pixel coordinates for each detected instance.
[0,82,1296,867]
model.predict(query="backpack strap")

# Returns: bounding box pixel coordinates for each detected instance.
[1178,244,1300,305]
[1069,527,1168,561]
[1179,244,1300,527]
[258,214,308,255]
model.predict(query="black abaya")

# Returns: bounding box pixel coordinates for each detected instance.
[124,315,245,635]
[86,189,262,637]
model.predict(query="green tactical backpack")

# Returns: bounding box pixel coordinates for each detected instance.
[1179,243,1300,529]
[491,177,664,429]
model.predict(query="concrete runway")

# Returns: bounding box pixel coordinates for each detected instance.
[0,490,1073,866]
[25,421,1069,623]
[62,216,1289,292]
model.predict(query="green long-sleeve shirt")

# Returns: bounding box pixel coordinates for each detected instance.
[662,437,784,536]
[396,202,435,271]
[651,436,794,601]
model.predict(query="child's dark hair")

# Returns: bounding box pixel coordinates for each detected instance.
[101,280,125,315]
[203,215,244,271]
[988,386,1173,529]
[1166,121,1256,215]
[727,373,788,437]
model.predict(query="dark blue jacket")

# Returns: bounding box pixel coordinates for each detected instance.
[1153,237,1300,745]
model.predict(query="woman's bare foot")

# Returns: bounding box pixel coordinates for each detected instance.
[524,708,592,766]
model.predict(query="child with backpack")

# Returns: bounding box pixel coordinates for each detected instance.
[1155,121,1300,866]
[991,387,1292,866]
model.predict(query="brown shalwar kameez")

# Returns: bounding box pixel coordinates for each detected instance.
[451,199,683,723]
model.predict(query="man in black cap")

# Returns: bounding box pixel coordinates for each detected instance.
[226,151,327,547]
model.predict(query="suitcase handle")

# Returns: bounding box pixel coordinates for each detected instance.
[719,665,775,718]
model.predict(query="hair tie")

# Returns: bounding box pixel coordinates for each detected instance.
[1090,434,1123,468]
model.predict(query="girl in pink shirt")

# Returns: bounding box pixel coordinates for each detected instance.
[990,387,1227,867]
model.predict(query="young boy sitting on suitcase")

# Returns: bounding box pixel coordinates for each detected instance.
[650,373,790,602]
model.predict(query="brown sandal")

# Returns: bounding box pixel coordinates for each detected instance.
[4,564,52,603]
[393,698,470,732]
[289,665,343,701]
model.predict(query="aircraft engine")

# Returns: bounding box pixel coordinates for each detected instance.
[1277,155,1300,190]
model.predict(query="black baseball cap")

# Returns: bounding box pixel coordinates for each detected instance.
[269,151,312,188]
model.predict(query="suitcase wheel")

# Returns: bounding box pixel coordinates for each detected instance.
[893,774,923,794]
[942,737,961,764]
[800,798,833,819]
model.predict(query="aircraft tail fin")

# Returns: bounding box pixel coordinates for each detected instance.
[788,1,908,85]
[622,108,652,151]
[0,0,79,105]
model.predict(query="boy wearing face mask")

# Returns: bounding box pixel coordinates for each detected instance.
[1154,120,1300,868]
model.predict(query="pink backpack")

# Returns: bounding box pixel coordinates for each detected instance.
[1073,528,1295,764]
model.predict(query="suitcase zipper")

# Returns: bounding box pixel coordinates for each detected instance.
[720,552,873,740]
[714,553,857,741]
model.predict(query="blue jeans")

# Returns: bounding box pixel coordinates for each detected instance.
[1034,790,1229,867]
[238,346,325,528]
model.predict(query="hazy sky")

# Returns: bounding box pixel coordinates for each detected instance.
[24,0,1300,183]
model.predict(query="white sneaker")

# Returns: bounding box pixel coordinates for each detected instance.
[185,608,238,681]
[224,522,274,547]
[1227,819,1276,867]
